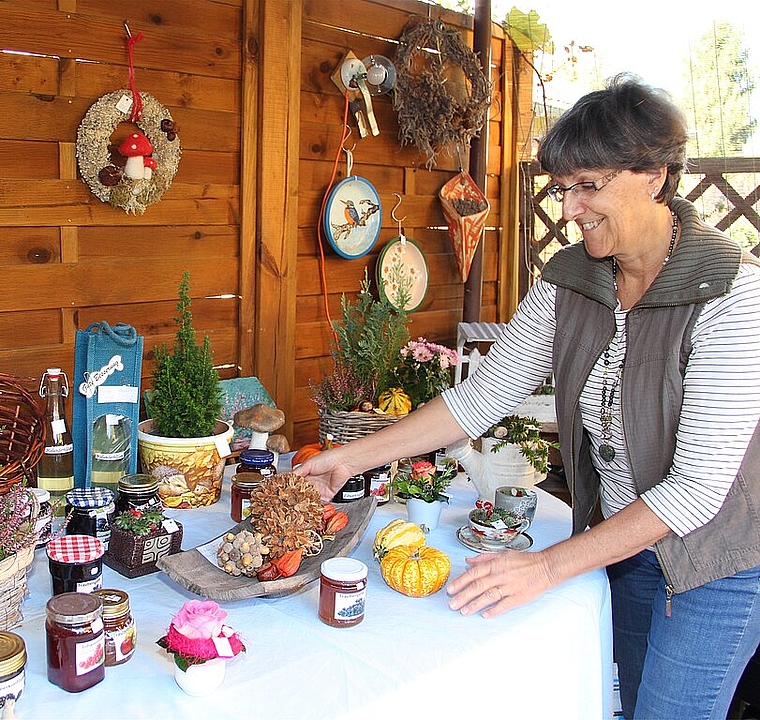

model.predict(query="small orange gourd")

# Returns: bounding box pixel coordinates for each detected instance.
[292,434,340,467]
[380,544,451,597]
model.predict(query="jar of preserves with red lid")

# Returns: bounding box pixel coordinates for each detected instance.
[47,534,104,595]
[45,592,105,692]
[0,632,26,713]
[93,589,136,666]
[318,557,368,627]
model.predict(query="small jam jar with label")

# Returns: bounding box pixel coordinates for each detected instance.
[364,463,392,505]
[0,632,26,713]
[319,557,368,627]
[93,589,136,666]
[45,592,105,692]
[334,474,367,503]
[231,449,277,522]
[47,534,105,595]
[65,487,115,547]
[115,474,161,514]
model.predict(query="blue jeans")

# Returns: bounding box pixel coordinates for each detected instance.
[607,550,760,720]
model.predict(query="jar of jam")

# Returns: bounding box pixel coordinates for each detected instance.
[236,449,277,476]
[65,487,115,547]
[115,473,161,514]
[47,534,104,595]
[93,589,136,666]
[364,463,392,505]
[31,487,53,547]
[0,632,26,713]
[334,474,367,503]
[319,557,368,627]
[45,592,105,692]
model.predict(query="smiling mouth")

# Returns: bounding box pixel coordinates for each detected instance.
[579,218,604,231]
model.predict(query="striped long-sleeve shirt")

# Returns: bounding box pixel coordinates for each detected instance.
[443,263,760,537]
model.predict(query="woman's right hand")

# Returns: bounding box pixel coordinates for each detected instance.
[294,447,355,501]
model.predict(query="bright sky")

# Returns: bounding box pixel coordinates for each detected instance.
[495,0,757,93]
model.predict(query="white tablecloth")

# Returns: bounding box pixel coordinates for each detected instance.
[14,471,612,720]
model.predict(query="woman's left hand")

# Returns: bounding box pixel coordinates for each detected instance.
[446,549,555,618]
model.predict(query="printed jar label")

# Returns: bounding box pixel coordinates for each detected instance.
[106,620,136,664]
[75,633,105,676]
[241,499,251,518]
[333,587,366,621]
[340,489,365,501]
[0,670,25,706]
[76,574,103,594]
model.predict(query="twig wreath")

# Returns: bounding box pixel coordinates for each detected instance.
[394,19,492,169]
[76,90,181,215]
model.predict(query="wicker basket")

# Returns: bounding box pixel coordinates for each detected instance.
[0,373,46,494]
[0,544,35,630]
[319,410,400,444]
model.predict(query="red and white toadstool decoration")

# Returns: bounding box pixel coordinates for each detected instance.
[119,131,155,180]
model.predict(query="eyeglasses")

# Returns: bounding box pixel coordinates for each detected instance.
[545,170,621,203]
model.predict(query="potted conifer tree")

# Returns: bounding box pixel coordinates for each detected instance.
[137,272,233,508]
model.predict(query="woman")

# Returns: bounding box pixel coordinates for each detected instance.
[298,75,760,719]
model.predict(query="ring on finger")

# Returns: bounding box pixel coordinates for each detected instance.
[493,586,503,602]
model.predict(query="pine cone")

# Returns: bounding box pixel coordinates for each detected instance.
[248,473,323,559]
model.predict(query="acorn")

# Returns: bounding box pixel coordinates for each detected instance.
[98,165,122,186]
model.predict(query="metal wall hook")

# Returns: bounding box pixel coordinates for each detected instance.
[391,192,407,243]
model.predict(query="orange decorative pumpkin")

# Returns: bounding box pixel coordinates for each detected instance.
[380,544,451,597]
[292,434,339,467]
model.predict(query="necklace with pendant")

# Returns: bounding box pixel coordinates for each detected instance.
[599,346,624,462]
[600,212,678,462]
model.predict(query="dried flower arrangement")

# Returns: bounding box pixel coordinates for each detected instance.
[0,485,38,562]
[394,18,492,168]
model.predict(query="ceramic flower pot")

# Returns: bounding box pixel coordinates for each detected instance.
[173,657,226,696]
[406,498,443,533]
[137,420,233,509]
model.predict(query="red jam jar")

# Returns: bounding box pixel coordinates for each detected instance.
[45,592,105,692]
[318,557,368,627]
[47,535,105,595]
[231,449,276,522]
[93,589,136,666]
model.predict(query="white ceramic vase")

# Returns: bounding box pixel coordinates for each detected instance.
[173,657,227,696]
[406,497,443,533]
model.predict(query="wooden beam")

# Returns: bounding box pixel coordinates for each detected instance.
[252,0,301,441]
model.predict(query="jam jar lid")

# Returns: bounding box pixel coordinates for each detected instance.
[321,557,367,582]
[66,487,115,509]
[47,534,105,563]
[117,473,159,494]
[31,487,51,504]
[46,592,103,625]
[0,632,26,677]
[93,589,130,618]
[239,449,275,467]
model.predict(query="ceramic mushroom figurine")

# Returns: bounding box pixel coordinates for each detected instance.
[118,131,154,180]
[234,402,286,455]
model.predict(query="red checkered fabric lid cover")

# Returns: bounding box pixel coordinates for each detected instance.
[47,534,105,563]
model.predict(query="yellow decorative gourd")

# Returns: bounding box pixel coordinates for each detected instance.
[380,545,451,597]
[377,387,412,416]
[372,519,426,561]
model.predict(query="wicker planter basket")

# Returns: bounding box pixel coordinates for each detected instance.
[0,373,46,494]
[0,544,35,630]
[319,410,400,444]
[105,521,184,578]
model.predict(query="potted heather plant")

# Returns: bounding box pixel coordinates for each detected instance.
[0,484,39,629]
[137,271,233,509]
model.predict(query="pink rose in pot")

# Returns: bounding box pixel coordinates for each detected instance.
[172,600,227,640]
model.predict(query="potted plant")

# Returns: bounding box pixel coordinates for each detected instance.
[0,484,39,629]
[137,271,233,508]
[392,337,459,410]
[105,506,183,578]
[157,599,245,696]
[446,414,558,502]
[310,271,411,442]
[392,459,457,532]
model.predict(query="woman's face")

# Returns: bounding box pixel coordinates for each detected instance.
[551,168,659,260]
